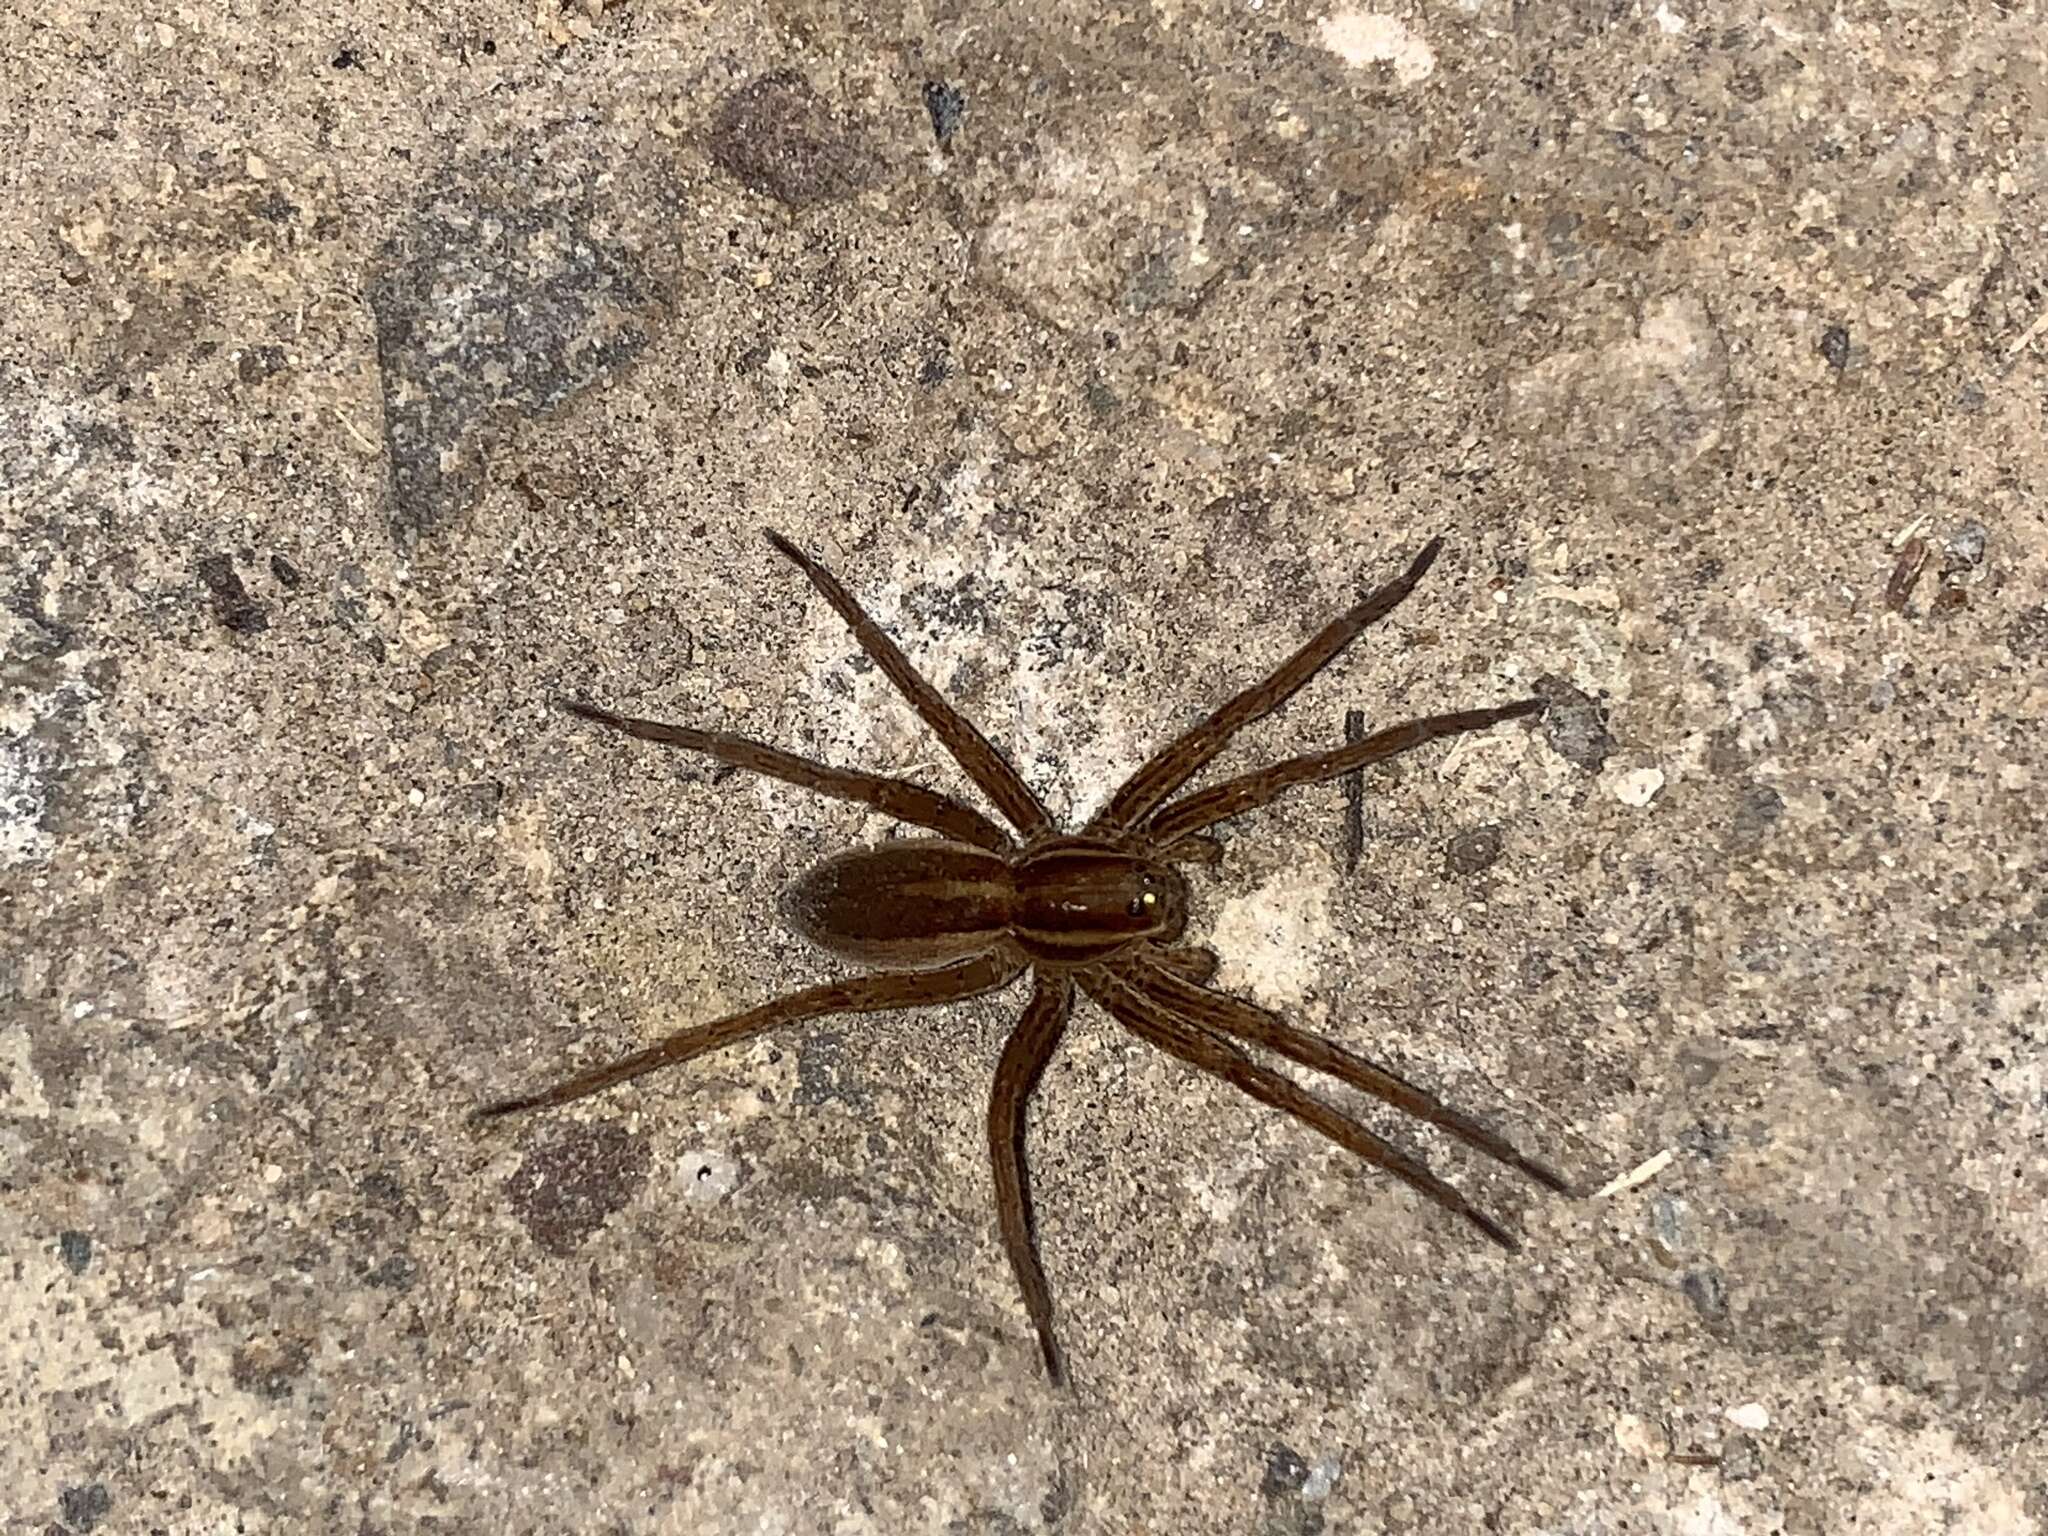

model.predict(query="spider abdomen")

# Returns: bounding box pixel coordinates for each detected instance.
[781,839,1018,967]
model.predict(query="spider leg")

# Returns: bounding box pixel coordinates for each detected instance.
[476,951,1025,1119]
[1084,966,1520,1250]
[987,973,1074,1385]
[1092,538,1441,833]
[765,531,1053,840]
[1150,945,1221,987]
[561,701,1014,852]
[1145,700,1545,846]
[1158,832,1225,866]
[1129,953,1576,1195]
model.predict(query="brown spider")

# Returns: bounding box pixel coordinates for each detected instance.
[479,530,1575,1384]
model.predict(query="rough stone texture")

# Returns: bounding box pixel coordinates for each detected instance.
[3,2,2043,1533]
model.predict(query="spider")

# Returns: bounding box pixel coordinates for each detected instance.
[479,530,1576,1384]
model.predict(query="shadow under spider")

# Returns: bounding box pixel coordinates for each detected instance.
[478,529,1580,1386]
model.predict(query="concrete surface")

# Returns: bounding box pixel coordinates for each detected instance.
[4,1,2043,1531]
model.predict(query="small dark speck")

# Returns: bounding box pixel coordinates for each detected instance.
[1721,1433,1764,1481]
[708,71,867,207]
[504,1123,651,1257]
[1885,537,1929,612]
[1945,520,1987,568]
[922,81,966,146]
[1342,708,1367,873]
[332,47,362,69]
[196,553,270,634]
[232,1337,310,1399]
[1534,674,1615,774]
[918,349,950,387]
[59,1231,92,1273]
[790,1036,864,1105]
[1445,824,1505,876]
[2008,604,2048,658]
[59,1482,112,1532]
[1819,324,1850,371]
[237,344,286,385]
[1040,1469,1074,1525]
[1261,1443,1310,1498]
[1682,1266,1729,1322]
[1732,784,1784,843]
[366,1252,418,1290]
[269,552,303,588]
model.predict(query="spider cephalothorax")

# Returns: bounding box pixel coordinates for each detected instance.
[480,529,1576,1384]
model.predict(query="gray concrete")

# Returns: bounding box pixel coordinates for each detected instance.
[4,2,2043,1531]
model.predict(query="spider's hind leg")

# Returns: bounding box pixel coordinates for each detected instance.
[1087,965,1524,1251]
[1131,953,1577,1197]
[988,975,1075,1385]
[475,952,1023,1120]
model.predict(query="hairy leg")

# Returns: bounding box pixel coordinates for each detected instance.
[987,973,1074,1384]
[1085,966,1519,1250]
[1158,833,1224,866]
[477,951,1025,1119]
[562,701,1013,852]
[1093,538,1442,832]
[1130,954,1575,1195]
[1149,945,1222,987]
[766,531,1053,840]
[1146,699,1544,845]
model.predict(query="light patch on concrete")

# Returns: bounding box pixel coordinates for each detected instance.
[1854,1423,2038,1536]
[0,1030,50,1117]
[1613,1411,1661,1458]
[1670,1489,1749,1536]
[0,731,51,868]
[678,1147,742,1204]
[1614,767,1666,807]
[1315,10,1436,85]
[1206,848,1340,1009]
[1182,1162,1253,1224]
[0,612,81,870]
[3,1253,198,1470]
[497,799,557,899]
[785,490,1098,831]
[1505,294,1730,492]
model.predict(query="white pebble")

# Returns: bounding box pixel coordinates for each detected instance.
[1613,767,1666,807]
[1614,1412,1661,1457]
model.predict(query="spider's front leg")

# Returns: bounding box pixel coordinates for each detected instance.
[1159,833,1225,866]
